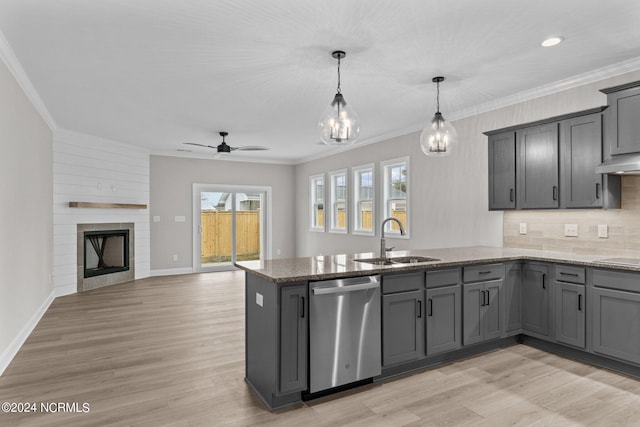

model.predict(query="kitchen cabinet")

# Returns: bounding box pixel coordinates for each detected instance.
[488,131,516,210]
[554,282,586,349]
[382,272,425,366]
[560,113,604,208]
[462,264,504,346]
[504,262,522,334]
[516,123,559,209]
[279,284,308,394]
[601,81,640,155]
[592,269,640,365]
[426,269,461,355]
[521,263,550,338]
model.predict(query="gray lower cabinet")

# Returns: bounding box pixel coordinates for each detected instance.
[592,287,640,365]
[488,131,516,210]
[382,289,425,366]
[279,284,308,394]
[463,280,503,345]
[521,263,550,337]
[516,123,559,209]
[504,263,522,334]
[554,282,586,349]
[560,113,603,208]
[426,284,461,355]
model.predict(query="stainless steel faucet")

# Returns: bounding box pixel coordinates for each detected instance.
[380,217,405,259]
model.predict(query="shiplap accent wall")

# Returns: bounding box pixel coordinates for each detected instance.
[53,129,150,296]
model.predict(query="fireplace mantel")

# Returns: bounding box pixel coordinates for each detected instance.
[69,202,147,209]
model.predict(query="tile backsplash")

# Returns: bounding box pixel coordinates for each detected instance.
[504,176,640,256]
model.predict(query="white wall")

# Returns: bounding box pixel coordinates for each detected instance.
[295,129,504,257]
[53,129,150,296]
[150,155,296,273]
[0,52,53,374]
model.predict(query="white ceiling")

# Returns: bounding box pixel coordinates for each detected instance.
[1,0,640,164]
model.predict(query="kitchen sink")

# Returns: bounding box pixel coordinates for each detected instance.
[354,256,440,265]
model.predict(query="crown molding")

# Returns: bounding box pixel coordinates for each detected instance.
[0,27,58,131]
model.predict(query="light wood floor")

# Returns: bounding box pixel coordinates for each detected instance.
[1,272,640,426]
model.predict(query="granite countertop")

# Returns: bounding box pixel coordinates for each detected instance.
[234,246,640,283]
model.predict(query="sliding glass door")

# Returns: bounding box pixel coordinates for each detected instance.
[194,184,270,272]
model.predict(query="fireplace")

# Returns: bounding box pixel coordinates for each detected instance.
[77,223,135,292]
[84,229,130,278]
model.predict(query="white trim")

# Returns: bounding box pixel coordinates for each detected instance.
[380,157,410,240]
[192,183,272,272]
[351,163,376,236]
[0,28,58,131]
[309,173,326,232]
[0,291,55,376]
[150,267,195,277]
[328,169,348,234]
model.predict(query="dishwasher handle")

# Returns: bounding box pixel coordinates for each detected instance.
[312,281,380,295]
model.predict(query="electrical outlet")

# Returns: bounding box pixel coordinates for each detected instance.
[564,224,578,237]
[172,254,178,262]
[598,224,608,238]
[256,292,263,307]
[519,223,527,235]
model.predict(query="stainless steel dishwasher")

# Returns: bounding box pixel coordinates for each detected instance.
[309,275,381,393]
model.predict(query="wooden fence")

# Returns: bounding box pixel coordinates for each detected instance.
[201,211,260,260]
[317,210,406,231]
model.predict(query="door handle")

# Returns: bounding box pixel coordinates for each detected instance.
[542,274,546,289]
[595,182,601,199]
[428,298,433,317]
[417,300,422,318]
[509,188,514,202]
[300,296,305,318]
[553,186,558,201]
[578,294,582,311]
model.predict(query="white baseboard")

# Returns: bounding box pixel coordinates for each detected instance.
[0,290,55,376]
[150,267,194,277]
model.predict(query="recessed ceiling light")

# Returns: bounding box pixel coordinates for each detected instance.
[541,36,564,47]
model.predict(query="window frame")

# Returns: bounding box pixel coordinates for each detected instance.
[328,169,348,234]
[380,157,410,239]
[351,163,375,236]
[309,173,326,232]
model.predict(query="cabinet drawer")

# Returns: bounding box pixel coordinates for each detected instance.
[426,268,460,289]
[555,265,585,284]
[382,272,424,294]
[593,269,640,293]
[463,264,504,283]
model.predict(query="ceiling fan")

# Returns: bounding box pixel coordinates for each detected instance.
[183,132,269,157]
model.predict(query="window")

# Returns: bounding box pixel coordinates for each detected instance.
[352,163,374,235]
[381,157,409,237]
[329,169,347,233]
[310,174,325,231]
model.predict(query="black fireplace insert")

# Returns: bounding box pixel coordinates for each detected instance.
[83,229,130,278]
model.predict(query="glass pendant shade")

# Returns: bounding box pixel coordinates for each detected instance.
[420,112,457,156]
[318,92,360,145]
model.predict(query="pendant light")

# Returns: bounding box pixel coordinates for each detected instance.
[318,50,360,145]
[420,76,457,157]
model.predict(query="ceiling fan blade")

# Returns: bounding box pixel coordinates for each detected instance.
[183,142,217,149]
[231,146,270,151]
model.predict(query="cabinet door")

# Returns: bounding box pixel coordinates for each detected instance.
[517,124,559,209]
[483,280,503,340]
[426,285,461,355]
[606,85,640,155]
[560,113,603,208]
[522,264,550,336]
[463,283,484,346]
[382,290,425,366]
[279,285,308,394]
[554,282,585,349]
[504,263,522,333]
[488,131,516,210]
[593,287,640,365]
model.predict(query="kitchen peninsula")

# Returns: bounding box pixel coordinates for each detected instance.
[236,246,640,410]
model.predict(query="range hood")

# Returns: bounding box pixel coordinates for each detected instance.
[596,154,640,175]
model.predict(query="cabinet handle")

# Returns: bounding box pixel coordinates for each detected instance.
[480,291,486,307]
[486,289,490,306]
[479,271,492,275]
[417,300,422,318]
[560,272,579,277]
[553,186,558,201]
[578,294,582,311]
[595,182,601,199]
[542,274,546,290]
[300,296,305,318]
[428,298,433,317]
[509,188,514,202]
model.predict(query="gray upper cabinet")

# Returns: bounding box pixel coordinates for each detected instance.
[521,263,550,338]
[488,131,516,210]
[601,82,640,155]
[560,113,603,208]
[517,124,559,209]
